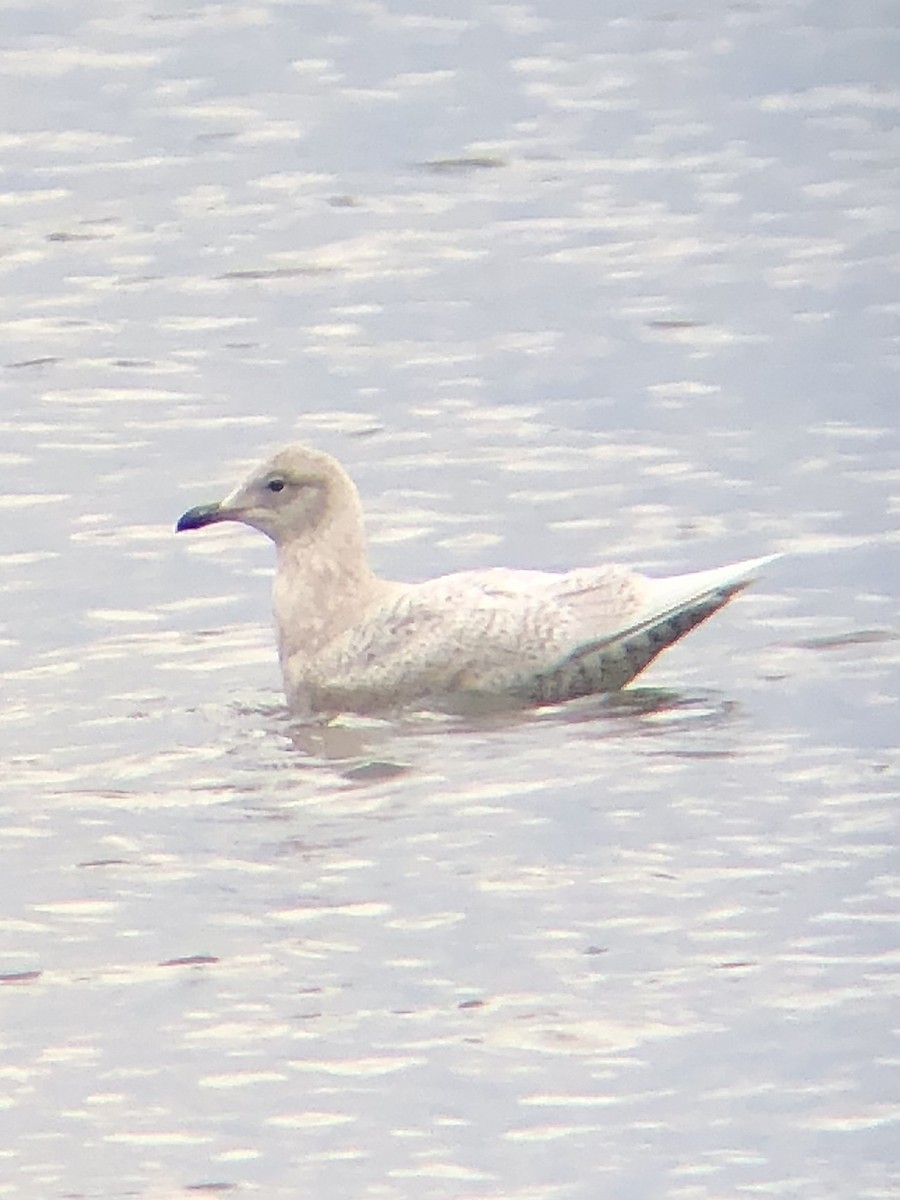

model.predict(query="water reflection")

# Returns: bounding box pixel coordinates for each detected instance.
[280,685,742,779]
[1,0,898,1195]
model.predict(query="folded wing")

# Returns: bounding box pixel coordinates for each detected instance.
[290,555,777,712]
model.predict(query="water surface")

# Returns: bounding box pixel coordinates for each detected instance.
[1,1,898,1197]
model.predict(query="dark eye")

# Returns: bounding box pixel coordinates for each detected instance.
[266,478,285,493]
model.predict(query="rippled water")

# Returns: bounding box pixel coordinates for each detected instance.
[2,1,898,1197]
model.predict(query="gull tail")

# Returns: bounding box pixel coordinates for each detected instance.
[530,554,781,704]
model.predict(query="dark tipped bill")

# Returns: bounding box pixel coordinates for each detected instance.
[176,502,224,532]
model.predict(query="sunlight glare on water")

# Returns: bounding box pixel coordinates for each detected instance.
[1,0,898,1197]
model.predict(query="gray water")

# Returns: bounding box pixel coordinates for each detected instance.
[1,1,898,1197]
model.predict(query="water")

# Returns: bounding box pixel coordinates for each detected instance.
[1,1,898,1197]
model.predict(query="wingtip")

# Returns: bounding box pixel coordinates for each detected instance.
[732,552,783,579]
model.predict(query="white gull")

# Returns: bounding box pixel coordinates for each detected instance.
[176,444,778,716]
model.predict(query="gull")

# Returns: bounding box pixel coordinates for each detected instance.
[176,444,778,716]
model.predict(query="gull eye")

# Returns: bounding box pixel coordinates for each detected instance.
[266,478,285,493]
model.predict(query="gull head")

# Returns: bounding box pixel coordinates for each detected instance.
[175,444,351,545]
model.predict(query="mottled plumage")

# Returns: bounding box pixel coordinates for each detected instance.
[176,444,778,716]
